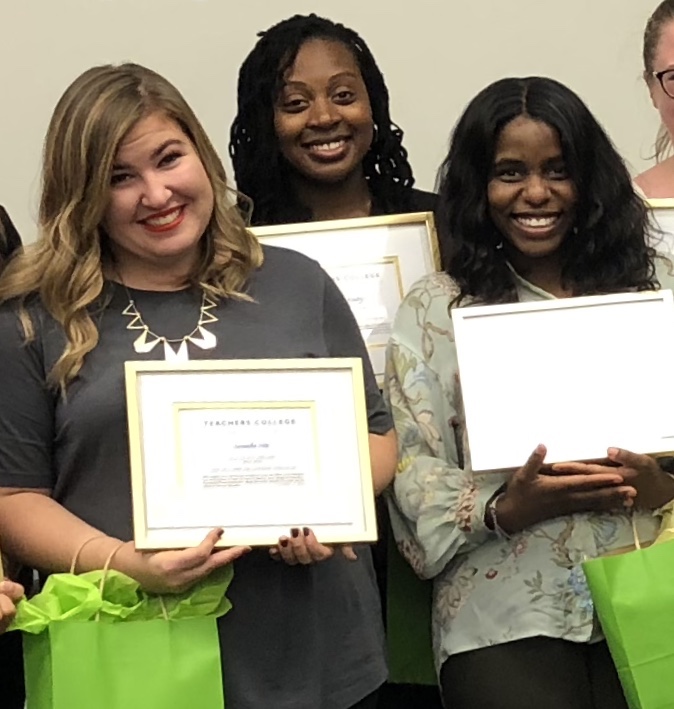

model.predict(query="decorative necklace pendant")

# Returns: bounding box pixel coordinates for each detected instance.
[164,340,189,362]
[132,329,162,354]
[122,293,218,362]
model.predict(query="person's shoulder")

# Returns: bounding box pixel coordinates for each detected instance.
[259,242,320,269]
[0,296,54,334]
[394,271,458,331]
[0,206,22,259]
[634,159,674,199]
[0,298,40,349]
[256,243,326,286]
[404,270,459,303]
[407,188,438,213]
[391,271,459,364]
[373,186,437,216]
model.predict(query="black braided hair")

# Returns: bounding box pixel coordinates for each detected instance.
[230,13,416,225]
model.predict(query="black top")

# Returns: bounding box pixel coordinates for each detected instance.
[0,246,391,709]
[371,187,437,217]
[249,186,438,226]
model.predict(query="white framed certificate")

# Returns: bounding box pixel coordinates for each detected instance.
[648,198,674,256]
[124,358,376,550]
[251,213,439,383]
[451,291,674,472]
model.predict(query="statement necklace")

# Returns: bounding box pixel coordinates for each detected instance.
[121,287,218,362]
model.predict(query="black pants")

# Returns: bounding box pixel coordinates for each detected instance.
[373,500,443,709]
[377,683,443,708]
[0,631,25,709]
[350,688,382,709]
[440,636,628,709]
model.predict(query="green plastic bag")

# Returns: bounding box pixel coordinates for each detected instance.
[583,527,674,709]
[12,566,233,709]
[386,535,436,685]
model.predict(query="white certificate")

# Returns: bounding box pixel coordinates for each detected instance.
[125,359,376,550]
[451,291,674,472]
[329,257,403,346]
[251,213,439,383]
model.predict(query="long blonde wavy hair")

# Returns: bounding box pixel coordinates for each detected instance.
[0,63,263,390]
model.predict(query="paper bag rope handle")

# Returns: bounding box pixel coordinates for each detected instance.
[94,541,127,622]
[69,535,107,575]
[96,542,169,622]
[69,537,169,621]
[631,513,642,551]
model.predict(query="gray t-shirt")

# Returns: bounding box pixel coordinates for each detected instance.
[0,245,391,709]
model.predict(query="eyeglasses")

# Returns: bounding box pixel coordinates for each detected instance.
[653,68,674,99]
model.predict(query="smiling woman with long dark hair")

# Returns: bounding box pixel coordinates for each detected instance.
[386,76,674,709]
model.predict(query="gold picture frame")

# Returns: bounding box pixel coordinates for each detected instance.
[125,358,376,550]
[251,212,440,384]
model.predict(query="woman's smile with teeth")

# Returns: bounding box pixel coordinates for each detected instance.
[142,207,183,226]
[308,139,347,152]
[514,214,558,228]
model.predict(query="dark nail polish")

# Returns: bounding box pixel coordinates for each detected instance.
[280,539,288,548]
[291,528,300,538]
[303,527,310,537]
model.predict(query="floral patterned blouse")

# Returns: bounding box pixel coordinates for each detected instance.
[385,266,672,671]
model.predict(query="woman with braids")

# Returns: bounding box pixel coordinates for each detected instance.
[0,63,397,709]
[231,15,441,709]
[229,13,435,225]
[386,76,674,709]
[636,0,674,196]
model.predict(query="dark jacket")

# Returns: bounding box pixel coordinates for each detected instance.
[0,206,22,262]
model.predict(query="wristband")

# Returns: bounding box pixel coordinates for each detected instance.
[485,492,512,540]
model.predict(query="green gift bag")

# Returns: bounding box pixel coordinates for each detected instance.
[11,565,233,709]
[386,535,436,685]
[583,515,674,709]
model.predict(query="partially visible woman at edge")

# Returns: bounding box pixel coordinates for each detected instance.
[386,76,674,709]
[0,205,26,709]
[635,0,674,196]
[0,63,397,709]
[230,15,440,708]
[0,208,22,261]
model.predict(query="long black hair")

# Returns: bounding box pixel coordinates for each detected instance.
[437,76,657,304]
[230,13,416,225]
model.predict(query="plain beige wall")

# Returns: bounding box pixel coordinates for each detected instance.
[0,0,663,241]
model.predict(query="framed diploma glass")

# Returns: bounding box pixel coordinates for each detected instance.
[648,198,674,255]
[451,290,674,472]
[125,358,376,550]
[251,213,440,383]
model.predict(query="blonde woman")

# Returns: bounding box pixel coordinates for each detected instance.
[635,0,674,196]
[0,64,396,709]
